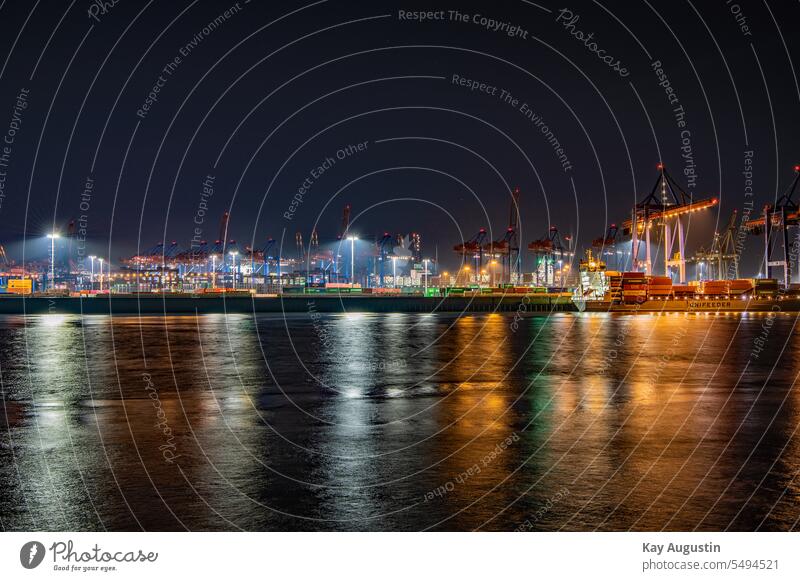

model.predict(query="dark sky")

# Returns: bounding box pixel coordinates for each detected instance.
[0,0,798,273]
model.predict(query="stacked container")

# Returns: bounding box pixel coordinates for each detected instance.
[729,279,755,297]
[621,272,648,303]
[701,279,730,297]
[647,276,673,297]
[606,272,623,303]
[672,285,696,297]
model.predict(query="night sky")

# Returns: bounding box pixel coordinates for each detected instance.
[0,0,798,273]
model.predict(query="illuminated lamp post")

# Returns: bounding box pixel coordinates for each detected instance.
[229,251,238,290]
[47,233,60,290]
[347,236,358,286]
[89,255,96,291]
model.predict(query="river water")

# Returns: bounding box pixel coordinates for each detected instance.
[1,312,798,531]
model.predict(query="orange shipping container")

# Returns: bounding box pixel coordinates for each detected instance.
[648,277,673,285]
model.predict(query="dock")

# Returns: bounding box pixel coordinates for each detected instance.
[0,293,577,315]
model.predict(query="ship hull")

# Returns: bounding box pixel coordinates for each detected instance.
[574,298,799,313]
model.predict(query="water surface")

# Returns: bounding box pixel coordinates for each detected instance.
[1,312,798,531]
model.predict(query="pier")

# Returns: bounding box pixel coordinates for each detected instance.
[0,293,577,315]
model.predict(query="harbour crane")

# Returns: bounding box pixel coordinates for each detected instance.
[295,232,306,275]
[334,204,352,280]
[592,223,620,269]
[338,204,351,239]
[164,241,182,261]
[454,228,488,283]
[218,212,230,254]
[695,209,739,280]
[307,228,335,283]
[178,240,209,272]
[484,228,516,285]
[744,165,800,285]
[621,163,718,283]
[258,238,277,278]
[376,232,394,287]
[529,226,566,286]
[483,187,522,284]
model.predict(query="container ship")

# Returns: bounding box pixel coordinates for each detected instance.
[572,250,800,312]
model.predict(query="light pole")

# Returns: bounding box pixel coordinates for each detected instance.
[229,250,238,289]
[392,256,397,288]
[423,259,429,293]
[277,252,282,293]
[47,233,60,290]
[98,258,104,292]
[88,255,96,291]
[347,236,358,286]
[210,254,217,288]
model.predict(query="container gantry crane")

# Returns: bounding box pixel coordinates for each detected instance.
[529,226,566,286]
[218,212,230,254]
[256,238,277,278]
[454,228,488,284]
[483,187,522,285]
[376,232,394,287]
[621,163,718,283]
[744,165,800,285]
[702,209,739,280]
[592,223,620,269]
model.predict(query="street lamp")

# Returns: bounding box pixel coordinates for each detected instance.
[88,255,96,291]
[423,258,430,293]
[47,233,60,290]
[391,256,397,289]
[210,254,218,288]
[98,258,104,292]
[346,236,358,286]
[229,250,238,289]
[277,252,282,292]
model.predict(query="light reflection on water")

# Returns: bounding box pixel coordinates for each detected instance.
[1,312,799,531]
